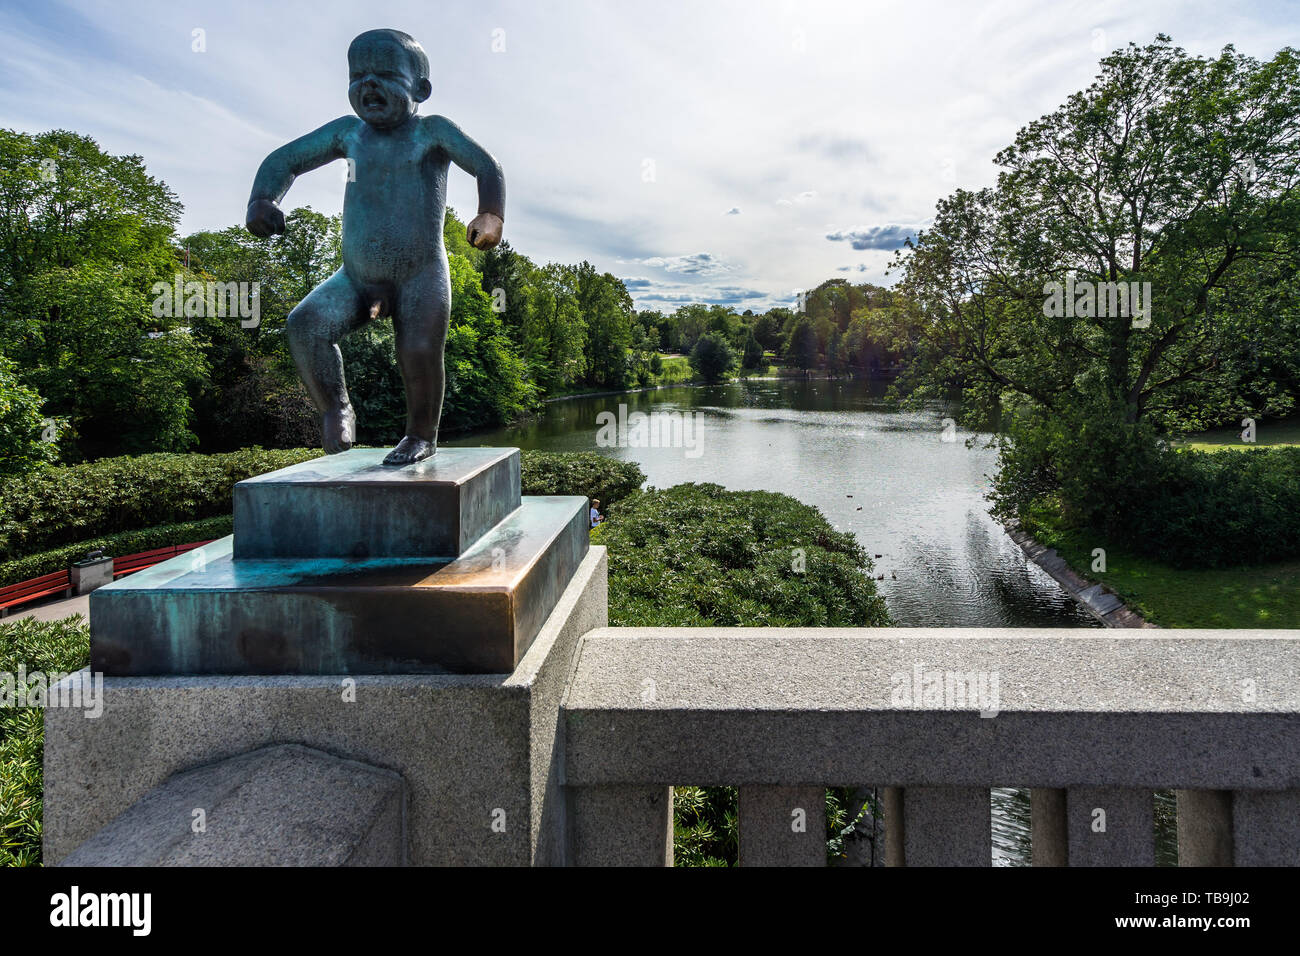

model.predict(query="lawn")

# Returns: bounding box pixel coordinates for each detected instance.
[734,363,782,378]
[1023,514,1300,628]
[1180,416,1300,452]
[654,353,694,384]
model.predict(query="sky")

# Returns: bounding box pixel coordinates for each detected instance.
[2,0,1297,311]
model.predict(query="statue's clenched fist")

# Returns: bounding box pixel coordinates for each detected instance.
[246,199,286,238]
[467,212,503,250]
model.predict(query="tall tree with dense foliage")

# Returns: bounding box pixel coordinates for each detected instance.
[741,328,764,369]
[182,208,341,450]
[0,129,207,459]
[0,355,60,477]
[788,317,819,372]
[574,261,634,389]
[894,36,1300,564]
[897,36,1300,434]
[689,331,736,383]
[521,263,587,392]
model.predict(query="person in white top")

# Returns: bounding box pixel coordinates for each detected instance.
[589,498,602,529]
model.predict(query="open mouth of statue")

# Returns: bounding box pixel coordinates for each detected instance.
[362,93,386,110]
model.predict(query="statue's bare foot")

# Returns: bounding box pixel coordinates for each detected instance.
[322,405,356,454]
[383,435,435,466]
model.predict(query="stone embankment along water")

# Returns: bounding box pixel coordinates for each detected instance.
[1002,519,1156,629]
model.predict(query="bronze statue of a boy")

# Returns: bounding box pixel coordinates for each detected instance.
[246,28,504,464]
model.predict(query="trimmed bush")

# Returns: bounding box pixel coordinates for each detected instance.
[0,516,235,588]
[519,451,644,508]
[0,448,322,562]
[0,617,90,867]
[0,448,644,567]
[597,482,890,627]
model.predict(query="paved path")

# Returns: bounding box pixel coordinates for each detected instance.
[4,592,90,624]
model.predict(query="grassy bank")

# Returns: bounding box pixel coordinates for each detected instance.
[1022,510,1300,628]
[1180,416,1300,452]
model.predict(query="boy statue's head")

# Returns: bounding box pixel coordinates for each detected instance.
[347,29,431,129]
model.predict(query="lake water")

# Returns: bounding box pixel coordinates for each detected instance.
[453,378,1099,628]
[450,377,1166,865]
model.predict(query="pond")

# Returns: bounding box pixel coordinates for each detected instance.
[453,377,1099,628]
[449,376,1178,865]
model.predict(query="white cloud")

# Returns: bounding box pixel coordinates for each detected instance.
[1,0,1295,310]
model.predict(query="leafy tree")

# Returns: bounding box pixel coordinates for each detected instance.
[741,328,764,369]
[182,209,340,450]
[752,312,783,353]
[896,36,1300,432]
[443,253,539,429]
[689,331,736,383]
[673,304,710,352]
[0,129,205,458]
[575,262,633,389]
[787,317,819,372]
[478,238,534,346]
[522,263,586,391]
[826,328,846,374]
[890,35,1300,555]
[0,355,59,477]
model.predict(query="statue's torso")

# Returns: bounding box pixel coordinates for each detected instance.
[340,118,447,285]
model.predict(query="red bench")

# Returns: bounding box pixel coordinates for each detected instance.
[0,569,73,617]
[0,539,218,618]
[113,540,216,578]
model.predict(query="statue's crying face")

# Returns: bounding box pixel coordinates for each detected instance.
[347,38,426,129]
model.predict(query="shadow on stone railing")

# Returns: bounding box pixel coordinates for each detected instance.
[562,628,1300,866]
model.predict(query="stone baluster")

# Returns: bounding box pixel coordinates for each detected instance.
[738,785,826,866]
[567,784,673,866]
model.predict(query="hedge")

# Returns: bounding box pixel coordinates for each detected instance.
[993,405,1300,569]
[0,516,235,588]
[0,616,90,867]
[1136,446,1300,568]
[0,448,645,578]
[0,448,323,562]
[518,450,644,508]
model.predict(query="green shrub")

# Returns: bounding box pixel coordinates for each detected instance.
[0,616,90,867]
[596,481,890,867]
[519,451,644,508]
[0,448,322,562]
[0,516,235,588]
[0,448,644,567]
[598,482,890,627]
[993,402,1300,568]
[1143,446,1300,567]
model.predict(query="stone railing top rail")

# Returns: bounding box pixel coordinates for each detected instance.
[565,627,1300,713]
[562,628,1300,790]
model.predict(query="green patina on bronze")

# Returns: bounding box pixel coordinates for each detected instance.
[246,28,506,465]
[90,494,589,675]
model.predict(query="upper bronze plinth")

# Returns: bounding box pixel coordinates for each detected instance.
[233,448,520,560]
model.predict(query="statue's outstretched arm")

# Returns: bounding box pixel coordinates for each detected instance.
[433,116,505,221]
[249,117,354,206]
